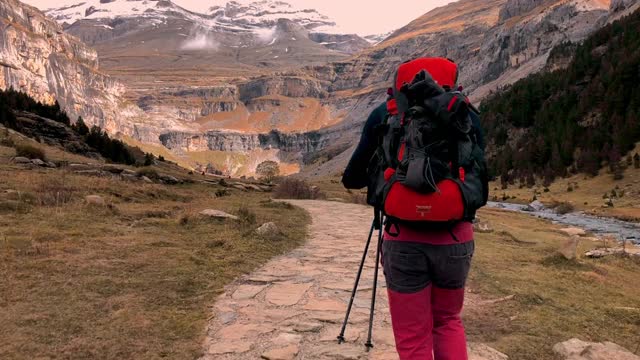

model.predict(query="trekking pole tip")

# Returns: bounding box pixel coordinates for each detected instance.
[365,342,374,351]
[337,335,345,344]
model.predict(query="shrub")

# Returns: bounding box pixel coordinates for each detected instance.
[0,127,14,147]
[236,205,257,227]
[15,143,45,160]
[256,161,280,182]
[136,167,158,179]
[144,153,155,166]
[260,199,294,209]
[554,202,575,215]
[273,178,326,200]
[214,189,229,198]
[36,179,74,206]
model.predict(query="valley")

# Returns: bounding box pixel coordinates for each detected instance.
[6,0,629,176]
[1,0,640,358]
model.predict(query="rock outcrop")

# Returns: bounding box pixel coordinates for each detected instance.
[238,76,329,102]
[554,338,640,360]
[0,0,141,133]
[159,124,358,154]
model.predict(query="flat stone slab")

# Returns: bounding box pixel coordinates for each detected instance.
[208,341,252,355]
[303,298,346,312]
[261,344,299,360]
[200,200,493,359]
[199,209,239,220]
[232,284,269,300]
[265,282,313,306]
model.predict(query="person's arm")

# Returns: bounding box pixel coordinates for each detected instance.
[470,110,485,151]
[342,103,386,189]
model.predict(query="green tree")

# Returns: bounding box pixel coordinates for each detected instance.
[74,116,89,136]
[144,153,155,166]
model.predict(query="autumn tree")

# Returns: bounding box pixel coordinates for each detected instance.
[256,161,280,182]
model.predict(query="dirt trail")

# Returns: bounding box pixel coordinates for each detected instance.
[200,200,490,360]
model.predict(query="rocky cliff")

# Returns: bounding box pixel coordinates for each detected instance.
[0,0,142,133]
[8,0,630,177]
[159,123,358,155]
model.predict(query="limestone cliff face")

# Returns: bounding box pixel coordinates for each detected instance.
[499,0,549,21]
[238,76,329,102]
[159,123,358,155]
[0,0,140,133]
[307,0,610,105]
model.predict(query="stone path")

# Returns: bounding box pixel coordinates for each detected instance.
[200,200,498,360]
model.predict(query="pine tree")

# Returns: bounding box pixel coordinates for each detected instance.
[74,116,89,136]
[144,153,155,166]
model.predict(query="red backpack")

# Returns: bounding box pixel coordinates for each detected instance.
[367,58,488,232]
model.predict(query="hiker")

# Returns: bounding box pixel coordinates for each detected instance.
[342,57,488,359]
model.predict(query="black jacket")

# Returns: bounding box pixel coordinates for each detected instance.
[342,102,484,190]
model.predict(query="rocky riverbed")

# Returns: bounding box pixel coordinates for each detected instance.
[488,201,640,244]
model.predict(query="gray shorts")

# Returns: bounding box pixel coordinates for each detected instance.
[382,240,475,293]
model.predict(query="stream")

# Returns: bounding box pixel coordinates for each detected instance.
[487,202,640,245]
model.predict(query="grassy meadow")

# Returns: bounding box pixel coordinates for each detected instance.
[0,128,310,359]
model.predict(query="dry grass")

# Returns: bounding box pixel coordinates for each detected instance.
[466,208,640,359]
[311,176,640,358]
[492,143,640,221]
[0,143,310,359]
[273,178,326,200]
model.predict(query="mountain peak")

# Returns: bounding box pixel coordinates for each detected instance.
[46,0,190,24]
[209,0,336,31]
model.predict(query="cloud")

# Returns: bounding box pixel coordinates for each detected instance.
[180,27,219,51]
[254,26,277,44]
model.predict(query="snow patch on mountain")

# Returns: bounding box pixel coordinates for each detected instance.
[208,0,335,30]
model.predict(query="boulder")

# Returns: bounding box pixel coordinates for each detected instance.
[553,338,640,360]
[529,200,546,211]
[560,227,587,237]
[103,166,125,174]
[585,248,626,258]
[12,157,31,164]
[75,170,108,177]
[31,159,46,166]
[468,343,509,360]
[256,222,281,237]
[200,209,239,220]
[558,236,580,260]
[45,161,57,168]
[141,176,153,183]
[474,221,494,233]
[160,174,180,185]
[121,169,136,176]
[69,163,91,170]
[85,195,106,206]
[244,184,264,191]
[121,174,139,182]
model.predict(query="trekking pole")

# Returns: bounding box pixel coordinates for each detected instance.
[365,211,384,351]
[337,211,380,344]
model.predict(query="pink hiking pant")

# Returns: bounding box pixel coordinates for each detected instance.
[388,286,468,359]
[382,240,474,360]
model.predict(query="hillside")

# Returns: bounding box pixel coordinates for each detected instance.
[481,8,640,183]
[4,0,630,178]
[0,89,310,358]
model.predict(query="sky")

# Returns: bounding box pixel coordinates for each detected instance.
[22,0,455,35]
